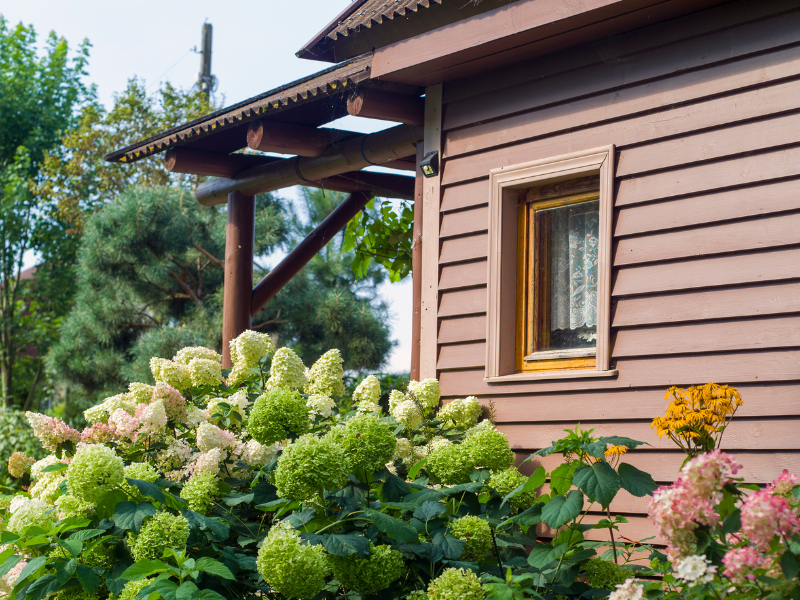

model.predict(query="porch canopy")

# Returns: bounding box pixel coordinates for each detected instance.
[106,52,425,368]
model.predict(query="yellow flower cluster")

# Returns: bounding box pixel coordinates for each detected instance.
[651,383,742,457]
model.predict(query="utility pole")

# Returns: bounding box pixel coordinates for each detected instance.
[197,23,215,100]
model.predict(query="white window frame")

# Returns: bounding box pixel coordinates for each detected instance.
[484,146,617,383]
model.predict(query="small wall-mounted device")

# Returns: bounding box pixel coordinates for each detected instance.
[419,150,439,178]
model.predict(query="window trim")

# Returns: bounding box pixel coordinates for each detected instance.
[485,146,616,383]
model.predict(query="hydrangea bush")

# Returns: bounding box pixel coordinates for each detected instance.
[2,341,796,600]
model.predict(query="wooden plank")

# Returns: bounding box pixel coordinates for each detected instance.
[439,260,488,291]
[438,315,487,344]
[499,418,800,452]
[420,85,443,380]
[616,146,800,207]
[520,450,800,484]
[438,342,485,370]
[613,282,800,328]
[465,383,800,422]
[540,514,661,544]
[446,75,800,161]
[614,212,800,266]
[534,483,652,515]
[442,46,800,185]
[438,349,800,395]
[612,247,800,297]
[439,206,488,239]
[440,233,488,265]
[438,287,487,317]
[442,0,800,105]
[615,179,800,237]
[441,180,489,213]
[613,315,800,358]
[617,112,800,177]
[443,9,800,131]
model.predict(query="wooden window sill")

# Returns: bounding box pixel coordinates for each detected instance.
[485,369,618,383]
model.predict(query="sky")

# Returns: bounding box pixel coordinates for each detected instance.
[3,0,414,373]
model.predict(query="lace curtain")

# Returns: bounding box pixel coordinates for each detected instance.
[549,202,599,331]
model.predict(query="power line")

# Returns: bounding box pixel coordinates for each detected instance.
[146,48,195,91]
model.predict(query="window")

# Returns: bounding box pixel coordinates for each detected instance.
[485,147,615,382]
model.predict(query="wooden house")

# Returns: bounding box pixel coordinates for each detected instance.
[108,0,800,543]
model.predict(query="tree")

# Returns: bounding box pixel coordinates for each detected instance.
[0,17,92,408]
[48,186,394,419]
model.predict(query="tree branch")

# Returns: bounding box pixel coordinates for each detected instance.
[192,243,224,269]
[167,270,202,307]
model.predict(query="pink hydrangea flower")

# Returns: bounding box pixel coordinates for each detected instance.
[25,412,81,452]
[767,469,798,499]
[80,422,117,444]
[152,382,187,422]
[681,450,741,498]
[109,407,141,441]
[740,489,800,551]
[722,546,767,584]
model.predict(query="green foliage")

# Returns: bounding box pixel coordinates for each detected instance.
[583,557,634,590]
[328,544,405,595]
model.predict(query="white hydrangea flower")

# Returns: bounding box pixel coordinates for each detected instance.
[465,419,495,438]
[242,439,281,469]
[393,438,414,463]
[84,392,137,424]
[437,396,483,429]
[392,400,423,430]
[150,357,192,390]
[356,400,382,415]
[609,579,644,600]
[352,375,381,405]
[185,405,209,428]
[305,349,345,396]
[188,358,223,388]
[230,330,275,368]
[7,498,52,534]
[156,438,193,479]
[193,448,226,478]
[173,346,222,365]
[388,390,407,413]
[266,347,307,391]
[139,399,168,435]
[307,394,335,418]
[227,390,250,412]
[675,555,716,587]
[407,379,440,414]
[128,382,155,405]
[207,397,245,428]
[196,422,236,453]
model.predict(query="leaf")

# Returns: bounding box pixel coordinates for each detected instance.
[618,463,658,497]
[572,462,620,508]
[598,436,647,450]
[17,555,48,583]
[148,579,179,600]
[433,532,467,560]
[113,501,156,532]
[126,478,166,503]
[55,557,77,584]
[0,554,22,579]
[67,529,105,542]
[120,559,170,581]
[550,462,578,496]
[95,489,129,520]
[526,466,547,490]
[321,533,371,558]
[413,501,445,522]
[221,492,254,507]
[285,508,316,529]
[58,517,92,532]
[252,481,278,505]
[76,564,102,594]
[365,509,419,543]
[40,463,68,473]
[0,532,19,545]
[195,557,235,580]
[380,471,412,502]
[395,542,444,562]
[23,574,59,600]
[407,458,427,480]
[782,551,800,580]
[404,487,444,506]
[182,510,230,542]
[541,490,584,529]
[55,537,83,557]
[196,591,227,600]
[175,581,199,600]
[507,504,543,528]
[528,543,568,569]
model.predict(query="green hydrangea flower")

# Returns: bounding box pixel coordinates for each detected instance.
[449,516,492,562]
[425,444,473,485]
[407,379,440,415]
[7,498,52,534]
[256,522,330,598]
[55,495,94,520]
[180,473,219,514]
[123,462,160,503]
[173,345,221,365]
[128,382,155,404]
[584,558,634,590]
[391,399,423,431]
[388,389,407,412]
[207,397,246,429]
[118,579,153,600]
[438,397,482,429]
[340,414,397,475]
[428,568,485,600]
[329,544,405,595]
[248,387,310,445]
[230,330,275,369]
[128,511,190,561]
[266,347,307,391]
[305,349,345,396]
[352,374,381,405]
[274,434,350,502]
[406,591,428,600]
[462,427,513,471]
[54,587,98,600]
[149,358,192,391]
[67,444,125,504]
[187,357,223,388]
[488,468,536,512]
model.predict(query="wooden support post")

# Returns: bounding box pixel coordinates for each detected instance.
[347,89,425,125]
[221,191,255,369]
[410,144,423,380]
[251,192,372,316]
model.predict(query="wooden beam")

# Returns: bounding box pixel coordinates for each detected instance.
[251,192,372,316]
[313,171,416,199]
[246,120,358,157]
[221,191,255,369]
[410,144,424,380]
[383,156,417,171]
[347,89,424,125]
[196,123,423,205]
[165,149,281,178]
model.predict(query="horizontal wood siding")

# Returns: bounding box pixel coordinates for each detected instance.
[430,0,800,542]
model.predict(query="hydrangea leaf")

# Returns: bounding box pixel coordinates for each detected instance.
[76,564,101,594]
[379,471,412,502]
[66,528,105,542]
[617,463,658,497]
[195,557,235,580]
[120,559,170,581]
[196,590,228,600]
[182,510,230,542]
[95,489,129,521]
[572,462,620,508]
[550,462,578,496]
[413,501,446,522]
[0,532,19,546]
[54,557,76,584]
[58,518,92,533]
[40,463,68,473]
[541,491,584,529]
[404,487,444,506]
[21,574,59,600]
[112,501,156,532]
[176,581,199,600]
[781,551,799,580]
[17,556,48,584]
[54,537,82,557]
[365,509,419,543]
[395,542,444,562]
[432,532,466,560]
[321,533,371,558]
[527,542,568,569]
[222,492,255,507]
[126,478,166,503]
